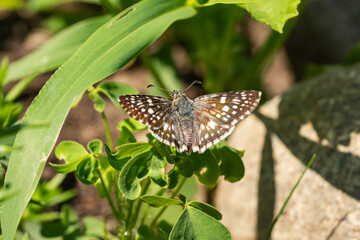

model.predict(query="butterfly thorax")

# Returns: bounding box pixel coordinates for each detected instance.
[171,91,194,116]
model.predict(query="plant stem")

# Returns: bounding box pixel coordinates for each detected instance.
[265,154,316,240]
[101,111,113,150]
[216,7,239,92]
[97,169,121,224]
[125,200,134,231]
[114,172,123,212]
[150,176,187,226]
[129,179,151,229]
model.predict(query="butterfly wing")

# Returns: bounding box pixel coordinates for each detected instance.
[118,94,172,130]
[192,90,261,153]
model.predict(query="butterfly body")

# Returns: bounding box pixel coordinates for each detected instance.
[119,89,261,155]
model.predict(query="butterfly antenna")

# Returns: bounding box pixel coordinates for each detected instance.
[147,84,172,93]
[182,80,202,93]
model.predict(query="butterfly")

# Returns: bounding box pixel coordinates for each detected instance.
[118,81,261,155]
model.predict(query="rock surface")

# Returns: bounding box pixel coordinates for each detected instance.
[216,65,360,240]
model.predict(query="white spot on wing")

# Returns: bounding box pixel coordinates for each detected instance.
[222,106,230,112]
[220,96,226,103]
[208,120,216,129]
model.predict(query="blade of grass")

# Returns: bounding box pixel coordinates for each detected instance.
[5,15,111,84]
[1,1,196,239]
[265,154,316,240]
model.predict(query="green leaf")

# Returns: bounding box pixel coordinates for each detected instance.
[75,157,99,185]
[94,168,112,199]
[211,142,245,182]
[106,142,152,170]
[238,0,300,33]
[148,151,168,187]
[83,216,105,238]
[119,149,167,200]
[55,141,88,163]
[117,117,147,132]
[87,139,103,154]
[158,220,172,240]
[119,150,153,200]
[0,57,9,90]
[169,207,231,240]
[50,155,88,174]
[2,1,196,237]
[97,81,138,110]
[168,166,180,189]
[192,151,219,186]
[117,126,137,145]
[194,0,300,33]
[136,225,157,240]
[88,91,106,112]
[60,204,79,226]
[175,155,194,178]
[141,195,183,208]
[188,201,222,220]
[5,16,111,83]
[4,74,37,102]
[0,102,22,128]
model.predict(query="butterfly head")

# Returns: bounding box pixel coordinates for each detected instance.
[170,90,185,103]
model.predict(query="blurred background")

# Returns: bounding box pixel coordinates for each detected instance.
[1,0,360,239]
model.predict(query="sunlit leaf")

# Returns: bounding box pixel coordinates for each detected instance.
[87,139,103,154]
[188,201,222,220]
[169,207,231,240]
[238,0,300,33]
[105,142,152,171]
[88,91,105,112]
[55,141,88,163]
[117,126,137,145]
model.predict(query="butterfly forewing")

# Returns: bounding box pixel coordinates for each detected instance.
[119,95,172,129]
[192,91,261,153]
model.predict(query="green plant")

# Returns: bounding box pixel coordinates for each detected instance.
[1,0,302,239]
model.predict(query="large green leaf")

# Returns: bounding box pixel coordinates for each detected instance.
[238,0,300,33]
[2,1,196,238]
[5,15,111,83]
[198,0,300,33]
[169,207,231,240]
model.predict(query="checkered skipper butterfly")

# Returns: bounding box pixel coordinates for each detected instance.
[119,81,261,155]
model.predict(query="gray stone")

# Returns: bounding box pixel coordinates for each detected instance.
[216,65,360,240]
